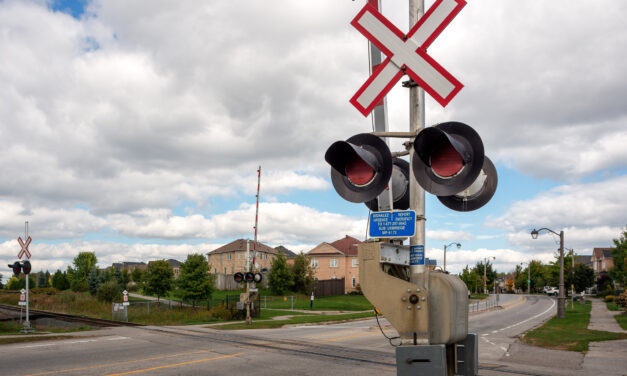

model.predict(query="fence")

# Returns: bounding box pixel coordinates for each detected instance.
[468,295,499,313]
[314,278,345,298]
[111,294,261,322]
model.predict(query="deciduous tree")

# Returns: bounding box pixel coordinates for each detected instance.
[268,251,293,295]
[144,260,174,301]
[176,254,214,307]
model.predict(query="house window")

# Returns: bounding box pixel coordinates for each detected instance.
[352,258,358,267]
[352,277,356,288]
[231,267,234,274]
[220,255,223,263]
[311,258,318,268]
[602,260,606,270]
[224,267,227,274]
[227,253,232,260]
[330,258,338,268]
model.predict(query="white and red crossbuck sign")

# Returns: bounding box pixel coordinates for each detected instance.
[18,236,32,259]
[350,0,466,116]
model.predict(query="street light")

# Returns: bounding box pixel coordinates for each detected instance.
[566,247,575,310]
[443,242,461,273]
[531,227,565,318]
[483,256,495,294]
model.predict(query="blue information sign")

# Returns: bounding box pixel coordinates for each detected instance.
[369,210,416,238]
[410,245,425,266]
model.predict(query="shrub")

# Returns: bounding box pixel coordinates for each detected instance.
[31,288,57,295]
[616,292,627,309]
[96,280,122,302]
[209,303,233,321]
[604,295,615,303]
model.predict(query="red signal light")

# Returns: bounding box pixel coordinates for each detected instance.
[431,143,463,177]
[346,156,375,185]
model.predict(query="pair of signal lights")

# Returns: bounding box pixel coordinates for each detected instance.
[234,272,263,284]
[325,121,497,212]
[8,261,32,275]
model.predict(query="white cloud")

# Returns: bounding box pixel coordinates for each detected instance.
[426,230,474,242]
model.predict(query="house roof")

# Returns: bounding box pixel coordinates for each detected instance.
[593,248,614,259]
[208,239,277,255]
[275,245,297,258]
[329,235,363,256]
[575,255,592,265]
[166,259,180,267]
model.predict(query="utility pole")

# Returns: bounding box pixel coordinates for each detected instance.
[558,231,565,318]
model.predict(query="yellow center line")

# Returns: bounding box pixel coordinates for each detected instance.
[25,350,215,376]
[105,352,243,376]
[500,295,527,310]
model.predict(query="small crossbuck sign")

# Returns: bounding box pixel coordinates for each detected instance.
[350,0,466,116]
[17,236,32,259]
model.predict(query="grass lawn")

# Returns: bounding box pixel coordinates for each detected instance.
[522,301,627,352]
[606,302,621,311]
[470,293,489,300]
[212,311,374,330]
[616,313,627,330]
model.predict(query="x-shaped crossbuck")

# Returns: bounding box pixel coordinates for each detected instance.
[18,236,32,259]
[350,0,466,116]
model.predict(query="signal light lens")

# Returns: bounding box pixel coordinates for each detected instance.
[234,272,244,283]
[346,156,375,185]
[244,272,255,283]
[10,261,21,275]
[431,143,463,177]
[22,260,31,275]
[253,273,263,283]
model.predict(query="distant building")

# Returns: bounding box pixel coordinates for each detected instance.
[308,235,362,293]
[207,239,277,274]
[591,248,614,275]
[165,259,181,279]
[275,245,297,265]
[111,261,146,271]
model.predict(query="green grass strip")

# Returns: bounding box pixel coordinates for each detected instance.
[522,301,627,352]
[210,311,373,330]
[615,313,627,330]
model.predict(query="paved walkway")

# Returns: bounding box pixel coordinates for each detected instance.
[580,298,627,376]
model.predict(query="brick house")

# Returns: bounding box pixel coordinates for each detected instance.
[307,235,363,293]
[207,239,277,274]
[591,248,614,275]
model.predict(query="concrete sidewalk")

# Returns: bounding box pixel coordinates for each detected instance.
[579,298,627,376]
[486,297,627,376]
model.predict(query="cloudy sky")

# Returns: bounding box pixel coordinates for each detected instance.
[0,0,625,280]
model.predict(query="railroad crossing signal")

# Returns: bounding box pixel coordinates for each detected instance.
[350,0,466,115]
[234,272,262,284]
[17,236,32,259]
[325,122,497,212]
[8,260,31,275]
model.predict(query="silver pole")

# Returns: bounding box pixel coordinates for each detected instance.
[443,244,447,272]
[24,221,30,330]
[558,231,565,318]
[409,0,426,279]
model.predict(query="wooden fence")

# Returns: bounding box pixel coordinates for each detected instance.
[314,278,345,298]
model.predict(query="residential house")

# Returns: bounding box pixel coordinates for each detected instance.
[307,235,363,293]
[111,261,146,271]
[207,239,277,275]
[166,259,181,279]
[275,245,297,266]
[591,248,614,275]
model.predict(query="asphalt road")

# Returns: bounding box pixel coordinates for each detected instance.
[0,294,557,376]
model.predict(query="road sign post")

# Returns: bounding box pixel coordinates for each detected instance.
[19,221,33,333]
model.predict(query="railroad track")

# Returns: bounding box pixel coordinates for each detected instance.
[0,304,144,327]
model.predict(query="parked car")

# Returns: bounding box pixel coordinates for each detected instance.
[546,287,559,296]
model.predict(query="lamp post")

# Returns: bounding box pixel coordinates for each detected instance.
[443,242,461,273]
[531,228,565,318]
[483,256,495,295]
[566,248,575,310]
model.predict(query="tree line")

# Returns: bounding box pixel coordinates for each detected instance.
[4,252,215,307]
